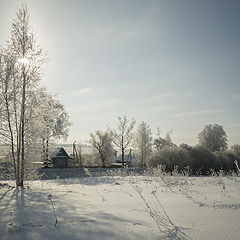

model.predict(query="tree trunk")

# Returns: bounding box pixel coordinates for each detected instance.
[20,66,26,186]
[46,137,49,159]
[141,144,144,168]
[42,138,46,160]
[121,148,124,168]
[101,153,106,168]
[121,135,124,168]
[4,81,20,186]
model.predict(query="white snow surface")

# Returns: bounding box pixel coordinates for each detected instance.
[0,174,240,240]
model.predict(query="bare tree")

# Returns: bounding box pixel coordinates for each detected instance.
[112,116,136,167]
[135,121,152,168]
[0,5,46,186]
[90,130,115,167]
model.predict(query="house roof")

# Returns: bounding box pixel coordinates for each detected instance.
[49,147,70,159]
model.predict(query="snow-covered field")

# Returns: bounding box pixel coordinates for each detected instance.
[0,172,240,240]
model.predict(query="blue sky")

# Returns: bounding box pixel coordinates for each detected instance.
[1,0,240,146]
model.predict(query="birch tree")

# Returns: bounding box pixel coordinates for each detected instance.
[0,5,46,186]
[112,116,135,167]
[0,47,18,181]
[135,121,152,168]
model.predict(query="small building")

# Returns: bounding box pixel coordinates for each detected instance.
[113,151,136,167]
[48,147,70,168]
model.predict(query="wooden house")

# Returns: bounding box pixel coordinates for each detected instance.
[48,147,70,168]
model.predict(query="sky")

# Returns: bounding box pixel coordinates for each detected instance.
[0,0,240,146]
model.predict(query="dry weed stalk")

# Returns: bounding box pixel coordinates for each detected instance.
[127,177,191,239]
[233,161,240,194]
[235,160,240,174]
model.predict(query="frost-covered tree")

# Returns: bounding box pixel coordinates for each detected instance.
[27,89,70,160]
[112,116,136,167]
[197,124,228,152]
[179,143,193,152]
[0,5,46,186]
[90,130,115,167]
[230,144,240,158]
[135,121,152,167]
[154,129,176,151]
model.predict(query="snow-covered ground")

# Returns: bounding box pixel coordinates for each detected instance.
[0,172,240,240]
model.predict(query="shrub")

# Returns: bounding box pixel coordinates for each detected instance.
[147,147,190,171]
[189,146,217,174]
[214,151,238,171]
[179,143,193,152]
[81,152,99,167]
[147,145,239,174]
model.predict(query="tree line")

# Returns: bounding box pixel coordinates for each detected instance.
[88,118,240,174]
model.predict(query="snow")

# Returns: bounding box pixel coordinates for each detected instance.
[0,173,240,240]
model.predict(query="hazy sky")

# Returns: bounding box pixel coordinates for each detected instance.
[1,0,240,146]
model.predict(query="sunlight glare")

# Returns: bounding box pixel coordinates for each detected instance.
[17,58,29,65]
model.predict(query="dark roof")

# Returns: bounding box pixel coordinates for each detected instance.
[49,147,70,159]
